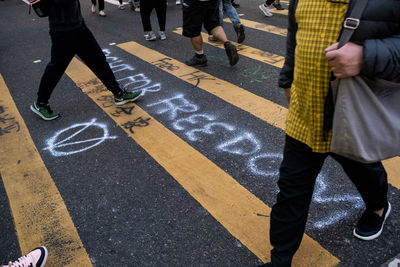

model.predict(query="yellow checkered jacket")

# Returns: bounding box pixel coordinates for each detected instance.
[284,0,349,153]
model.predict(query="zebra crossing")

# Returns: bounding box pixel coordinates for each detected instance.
[1,9,399,266]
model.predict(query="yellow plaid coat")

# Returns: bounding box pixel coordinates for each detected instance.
[285,0,349,153]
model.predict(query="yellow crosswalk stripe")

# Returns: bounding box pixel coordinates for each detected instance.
[119,41,286,129]
[65,57,340,266]
[117,41,400,196]
[173,29,285,68]
[223,18,287,37]
[0,74,92,266]
[383,158,400,189]
[270,8,288,15]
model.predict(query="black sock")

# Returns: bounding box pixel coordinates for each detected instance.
[115,90,123,97]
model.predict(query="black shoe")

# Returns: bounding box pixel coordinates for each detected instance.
[353,202,391,240]
[185,54,207,66]
[231,0,240,8]
[224,41,239,66]
[234,23,245,43]
[272,2,284,10]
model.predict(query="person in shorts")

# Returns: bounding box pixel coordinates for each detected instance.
[182,0,239,67]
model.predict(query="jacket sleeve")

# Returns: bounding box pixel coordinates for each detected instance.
[361,34,400,81]
[278,0,297,89]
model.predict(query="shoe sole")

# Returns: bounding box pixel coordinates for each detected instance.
[353,202,391,241]
[114,94,141,105]
[30,105,59,121]
[185,62,207,67]
[259,5,273,17]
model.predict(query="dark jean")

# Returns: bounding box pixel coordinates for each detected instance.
[91,0,104,10]
[37,23,120,104]
[269,135,388,266]
[139,0,167,32]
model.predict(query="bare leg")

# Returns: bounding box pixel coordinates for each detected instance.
[210,26,228,43]
[190,35,203,51]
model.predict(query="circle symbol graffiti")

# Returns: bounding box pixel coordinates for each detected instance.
[44,118,117,157]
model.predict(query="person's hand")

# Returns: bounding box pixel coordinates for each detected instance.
[325,42,363,78]
[284,88,291,104]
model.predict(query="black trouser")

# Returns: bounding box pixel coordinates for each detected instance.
[37,23,121,104]
[265,0,275,5]
[91,0,104,10]
[139,0,167,32]
[269,135,388,266]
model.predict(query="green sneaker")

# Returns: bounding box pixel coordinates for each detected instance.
[30,101,59,121]
[114,90,142,105]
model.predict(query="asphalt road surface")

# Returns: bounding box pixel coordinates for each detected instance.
[1,0,400,266]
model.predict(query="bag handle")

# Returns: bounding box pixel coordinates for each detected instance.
[337,0,368,48]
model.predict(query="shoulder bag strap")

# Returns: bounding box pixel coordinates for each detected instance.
[338,0,368,48]
[323,0,368,139]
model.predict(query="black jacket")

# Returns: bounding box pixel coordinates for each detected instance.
[278,0,400,89]
[48,0,84,32]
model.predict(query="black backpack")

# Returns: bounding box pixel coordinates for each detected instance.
[29,0,52,17]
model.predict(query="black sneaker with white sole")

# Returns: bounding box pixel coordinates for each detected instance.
[353,201,391,240]
[114,90,142,105]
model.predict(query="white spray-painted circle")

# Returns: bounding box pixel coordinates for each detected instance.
[44,118,117,157]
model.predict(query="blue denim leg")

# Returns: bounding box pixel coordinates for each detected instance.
[218,0,224,26]
[222,0,240,25]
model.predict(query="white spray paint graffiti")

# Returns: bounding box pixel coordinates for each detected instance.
[388,258,400,267]
[173,114,235,141]
[102,48,364,230]
[173,114,216,131]
[248,153,282,177]
[217,132,262,155]
[187,122,235,142]
[146,93,364,229]
[108,59,135,73]
[103,48,161,96]
[44,118,117,157]
[146,94,199,120]
[311,174,363,229]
